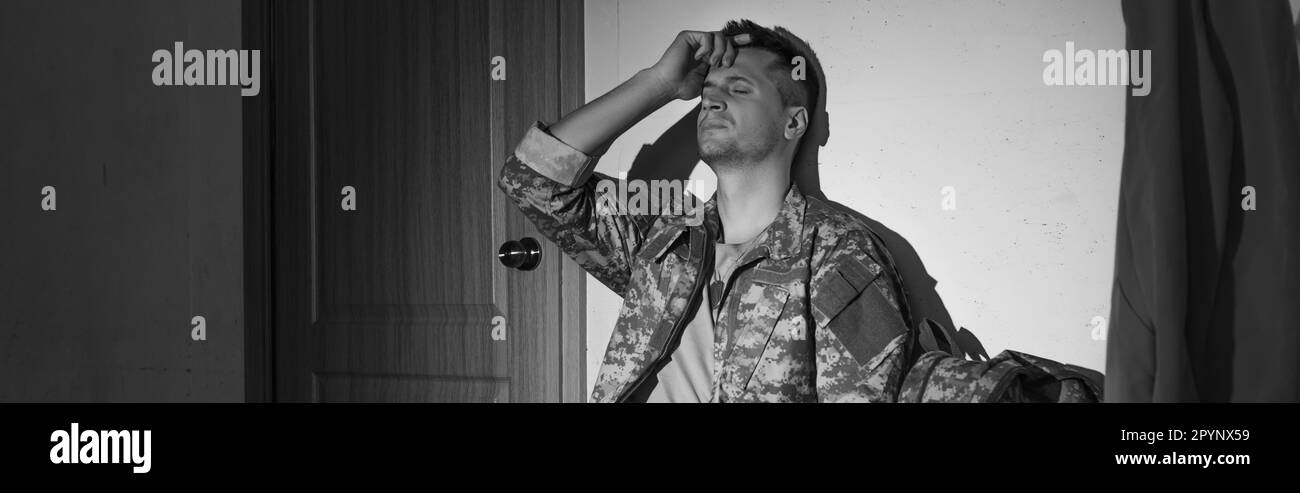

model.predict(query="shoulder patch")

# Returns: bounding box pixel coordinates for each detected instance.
[810,223,910,368]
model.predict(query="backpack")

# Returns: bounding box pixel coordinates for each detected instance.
[898,319,1105,403]
[859,226,1106,403]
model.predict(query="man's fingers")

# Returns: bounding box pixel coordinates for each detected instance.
[722,36,738,67]
[682,30,749,67]
[693,32,713,61]
[709,32,727,67]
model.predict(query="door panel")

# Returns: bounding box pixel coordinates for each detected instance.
[270,0,583,403]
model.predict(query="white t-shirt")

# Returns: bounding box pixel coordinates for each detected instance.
[644,236,759,403]
[645,286,716,403]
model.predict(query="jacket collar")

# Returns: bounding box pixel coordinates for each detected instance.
[643,182,807,263]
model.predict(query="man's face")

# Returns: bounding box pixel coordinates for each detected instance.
[697,48,789,168]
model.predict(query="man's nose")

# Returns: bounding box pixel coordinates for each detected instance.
[701,91,726,113]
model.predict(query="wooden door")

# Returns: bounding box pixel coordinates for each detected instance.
[252,0,585,403]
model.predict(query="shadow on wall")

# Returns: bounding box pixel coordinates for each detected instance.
[625,28,990,362]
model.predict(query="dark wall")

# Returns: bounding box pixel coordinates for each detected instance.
[0,0,243,401]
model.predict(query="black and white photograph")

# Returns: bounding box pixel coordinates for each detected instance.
[2,0,1298,478]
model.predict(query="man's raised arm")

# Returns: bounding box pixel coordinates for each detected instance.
[549,31,751,156]
[496,31,749,296]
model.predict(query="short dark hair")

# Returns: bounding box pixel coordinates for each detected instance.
[719,19,820,114]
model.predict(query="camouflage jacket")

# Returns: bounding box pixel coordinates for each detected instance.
[498,121,915,403]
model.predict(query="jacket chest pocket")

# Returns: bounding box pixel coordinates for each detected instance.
[723,283,813,399]
[636,248,707,352]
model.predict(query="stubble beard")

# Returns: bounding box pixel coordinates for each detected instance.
[699,131,778,172]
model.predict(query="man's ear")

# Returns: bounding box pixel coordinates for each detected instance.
[784,106,809,142]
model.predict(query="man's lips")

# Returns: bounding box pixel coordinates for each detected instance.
[699,118,730,130]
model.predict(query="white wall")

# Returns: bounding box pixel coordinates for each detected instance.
[583,0,1130,397]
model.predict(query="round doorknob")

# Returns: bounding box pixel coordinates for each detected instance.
[498,237,542,271]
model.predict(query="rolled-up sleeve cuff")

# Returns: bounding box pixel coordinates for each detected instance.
[512,121,601,188]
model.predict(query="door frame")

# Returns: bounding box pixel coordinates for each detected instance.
[242,0,272,403]
[242,0,586,403]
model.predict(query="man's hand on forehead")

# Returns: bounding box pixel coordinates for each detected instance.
[651,30,753,102]
[689,31,753,68]
[542,28,754,156]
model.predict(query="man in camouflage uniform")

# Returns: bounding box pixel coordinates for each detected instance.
[498,20,913,402]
